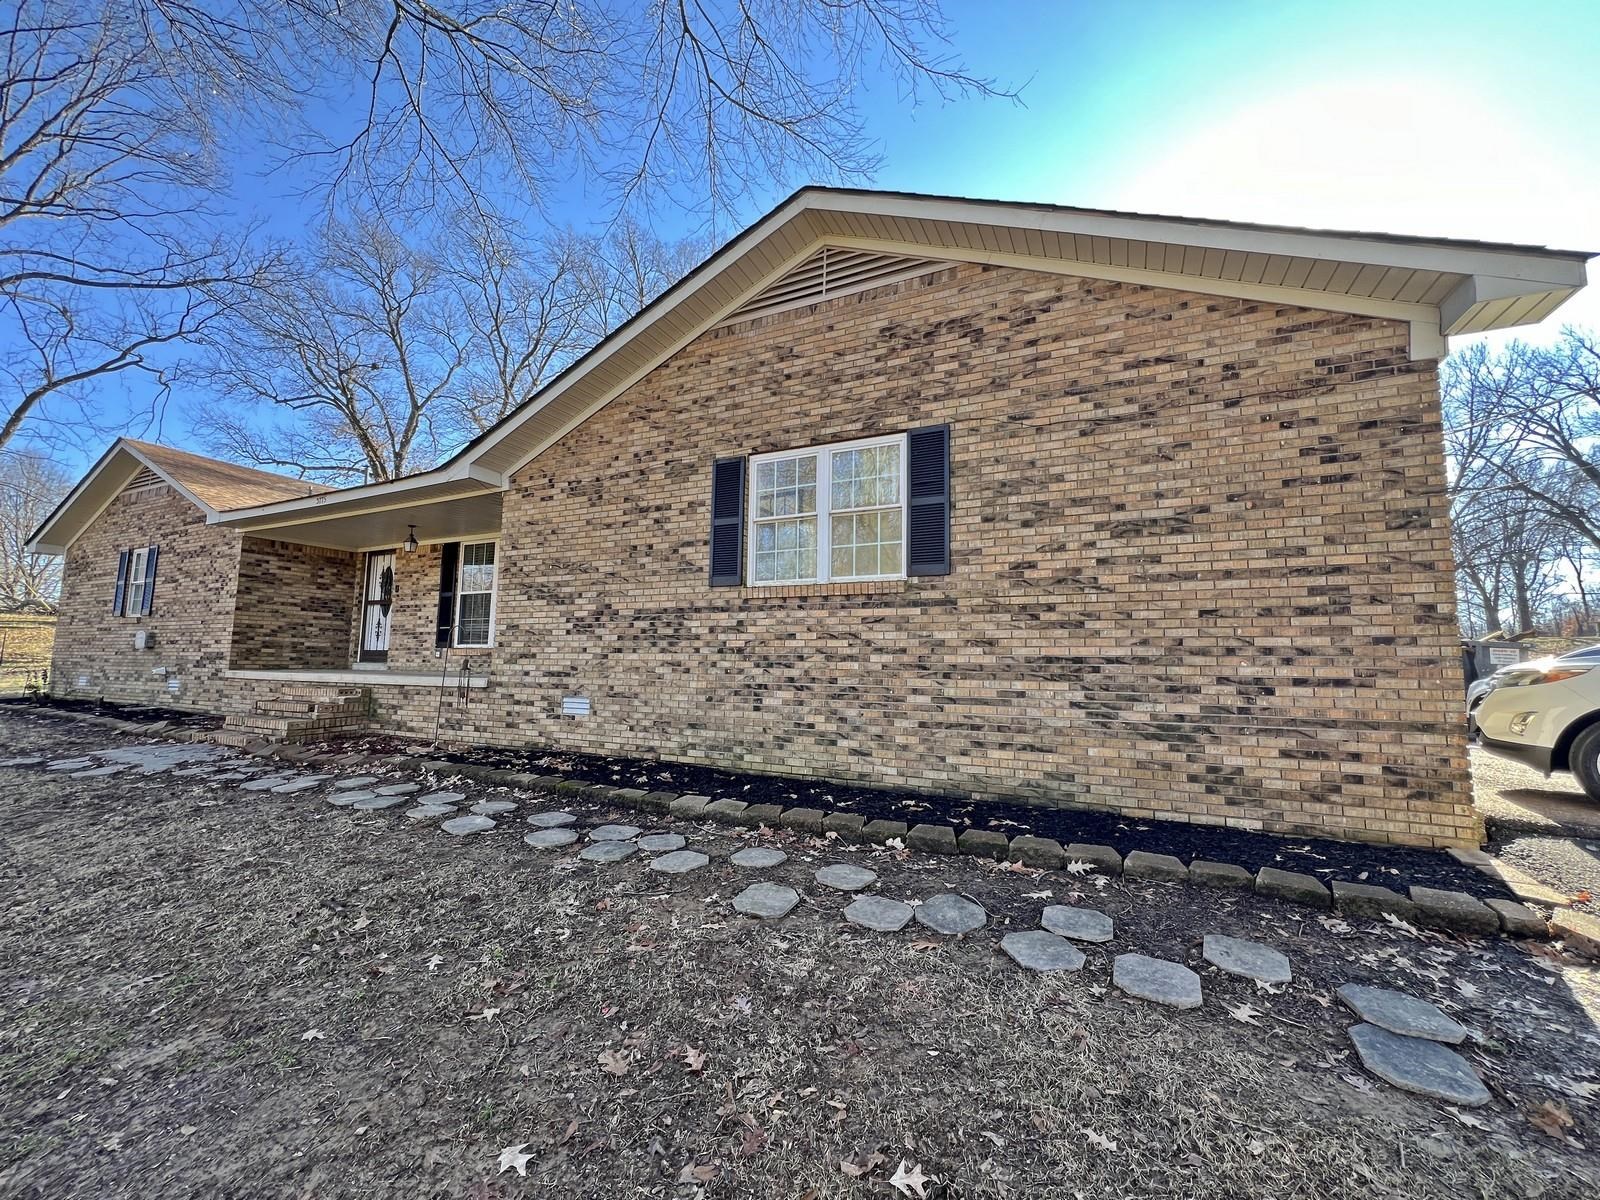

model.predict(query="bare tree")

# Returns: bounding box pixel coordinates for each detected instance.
[0,451,69,610]
[0,2,281,459]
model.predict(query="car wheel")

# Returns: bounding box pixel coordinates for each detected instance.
[1466,700,1482,742]
[1568,723,1600,803]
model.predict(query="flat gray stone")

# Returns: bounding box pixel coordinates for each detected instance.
[579,840,639,864]
[72,765,122,778]
[1112,954,1202,1009]
[1190,860,1253,891]
[46,759,92,771]
[1008,835,1066,870]
[589,824,641,842]
[1256,866,1331,910]
[778,806,825,833]
[907,823,959,854]
[843,896,915,932]
[273,775,331,794]
[730,847,787,869]
[471,800,517,816]
[1001,931,1087,972]
[241,775,294,791]
[0,757,44,766]
[638,833,687,852]
[1409,886,1499,936]
[441,814,495,835]
[1486,898,1547,938]
[1041,905,1114,943]
[524,828,580,849]
[1336,984,1468,1044]
[815,863,878,892]
[649,849,710,874]
[1348,1024,1490,1106]
[328,790,373,806]
[732,882,800,919]
[915,893,987,936]
[333,776,380,789]
[1124,850,1189,882]
[353,794,408,810]
[1202,934,1291,985]
[1065,843,1123,876]
[526,811,578,828]
[375,782,420,796]
[406,804,458,820]
[417,791,465,805]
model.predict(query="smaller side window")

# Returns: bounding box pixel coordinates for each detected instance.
[125,548,149,617]
[454,541,496,647]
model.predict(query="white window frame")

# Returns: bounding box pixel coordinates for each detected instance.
[453,539,498,648]
[123,547,149,617]
[746,432,908,587]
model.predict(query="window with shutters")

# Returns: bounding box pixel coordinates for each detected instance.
[125,547,150,616]
[748,434,905,586]
[454,541,497,647]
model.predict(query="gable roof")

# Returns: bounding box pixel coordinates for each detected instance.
[207,186,1591,546]
[27,438,328,554]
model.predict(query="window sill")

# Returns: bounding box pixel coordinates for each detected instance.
[738,578,911,599]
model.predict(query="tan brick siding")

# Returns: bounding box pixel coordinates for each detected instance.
[51,484,241,710]
[230,538,360,670]
[456,262,1475,847]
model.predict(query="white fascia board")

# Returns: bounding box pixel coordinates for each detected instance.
[26,440,218,555]
[810,191,1592,285]
[208,460,494,528]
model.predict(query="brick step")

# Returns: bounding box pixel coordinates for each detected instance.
[255,699,366,718]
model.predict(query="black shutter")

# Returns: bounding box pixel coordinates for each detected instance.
[112,549,130,615]
[140,545,159,615]
[435,541,460,647]
[709,456,746,587]
[906,424,951,576]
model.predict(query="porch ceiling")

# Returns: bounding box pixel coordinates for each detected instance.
[219,480,501,551]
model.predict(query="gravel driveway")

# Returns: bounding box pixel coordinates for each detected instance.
[1472,748,1599,907]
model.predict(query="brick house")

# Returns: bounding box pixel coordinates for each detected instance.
[30,189,1592,847]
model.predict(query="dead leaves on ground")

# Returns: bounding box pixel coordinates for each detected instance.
[838,1151,938,1197]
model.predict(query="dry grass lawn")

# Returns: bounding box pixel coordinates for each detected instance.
[2,710,1598,1200]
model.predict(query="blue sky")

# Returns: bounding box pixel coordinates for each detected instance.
[120,0,1600,468]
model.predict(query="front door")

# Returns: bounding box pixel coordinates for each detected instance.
[358,550,395,663]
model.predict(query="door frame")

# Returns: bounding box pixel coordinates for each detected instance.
[357,549,396,664]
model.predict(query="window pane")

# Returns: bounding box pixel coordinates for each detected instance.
[756,524,775,553]
[854,545,879,576]
[880,541,902,574]
[754,552,776,582]
[798,456,816,484]
[457,593,492,644]
[463,542,495,567]
[831,545,851,575]
[750,516,816,582]
[757,461,774,489]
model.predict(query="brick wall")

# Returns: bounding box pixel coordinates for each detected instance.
[460,262,1474,847]
[229,538,360,670]
[52,484,241,710]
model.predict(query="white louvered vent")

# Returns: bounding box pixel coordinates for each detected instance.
[122,467,164,495]
[719,246,947,326]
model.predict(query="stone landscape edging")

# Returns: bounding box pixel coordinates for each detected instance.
[24,705,1582,953]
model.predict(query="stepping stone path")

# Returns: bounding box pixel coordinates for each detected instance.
[1203,934,1292,985]
[471,800,517,816]
[733,882,800,919]
[815,864,878,892]
[730,847,787,869]
[274,776,330,794]
[844,896,914,933]
[589,824,641,842]
[1041,905,1113,943]
[915,893,987,936]
[353,795,408,811]
[0,757,44,766]
[417,792,465,805]
[1113,954,1202,1009]
[639,833,687,852]
[46,760,91,771]
[526,811,577,828]
[334,776,380,789]
[242,776,294,791]
[1336,984,1468,1044]
[406,805,457,820]
[649,850,710,874]
[375,782,419,796]
[1001,931,1087,973]
[442,814,496,835]
[579,841,638,864]
[72,765,122,778]
[524,828,580,849]
[328,791,373,807]
[1348,1023,1490,1106]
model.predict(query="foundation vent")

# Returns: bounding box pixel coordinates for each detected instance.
[719,246,947,326]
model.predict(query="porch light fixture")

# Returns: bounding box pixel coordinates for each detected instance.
[403,525,419,553]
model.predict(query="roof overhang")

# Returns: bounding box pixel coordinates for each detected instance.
[207,187,1593,536]
[28,441,219,555]
[213,470,502,551]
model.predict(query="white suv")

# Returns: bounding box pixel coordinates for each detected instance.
[1475,653,1600,801]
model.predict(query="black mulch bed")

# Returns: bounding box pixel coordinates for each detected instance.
[420,739,1506,899]
[0,694,222,729]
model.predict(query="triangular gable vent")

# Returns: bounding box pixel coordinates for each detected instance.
[122,467,164,495]
[719,246,947,326]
